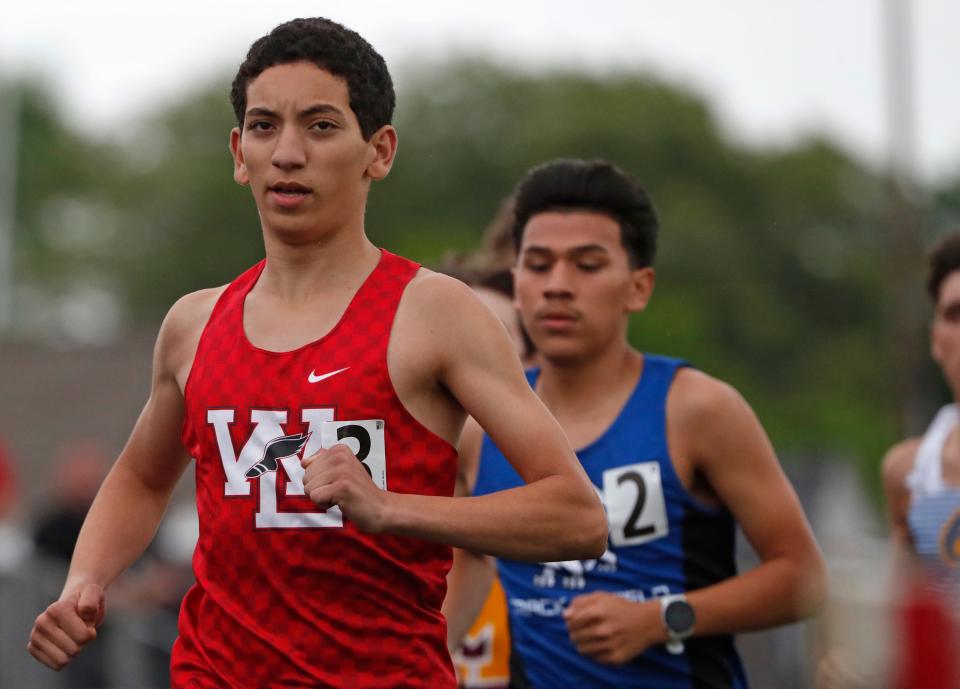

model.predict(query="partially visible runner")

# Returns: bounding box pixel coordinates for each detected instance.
[819,232,960,689]
[882,232,960,603]
[27,19,607,689]
[873,233,960,689]
[448,158,827,688]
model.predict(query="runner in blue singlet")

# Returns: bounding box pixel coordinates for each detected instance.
[448,158,827,689]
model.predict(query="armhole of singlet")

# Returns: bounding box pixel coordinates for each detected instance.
[657,359,728,516]
[180,282,237,413]
[381,265,460,454]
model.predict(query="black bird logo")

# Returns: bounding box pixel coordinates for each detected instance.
[245,433,312,479]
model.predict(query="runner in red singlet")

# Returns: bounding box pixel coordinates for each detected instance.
[27,18,607,689]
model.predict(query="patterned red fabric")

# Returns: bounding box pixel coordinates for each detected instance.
[173,249,458,689]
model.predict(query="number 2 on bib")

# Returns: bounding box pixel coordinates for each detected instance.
[601,461,668,546]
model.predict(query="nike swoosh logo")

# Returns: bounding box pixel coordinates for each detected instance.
[308,367,349,384]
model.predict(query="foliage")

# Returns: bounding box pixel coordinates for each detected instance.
[9,58,955,487]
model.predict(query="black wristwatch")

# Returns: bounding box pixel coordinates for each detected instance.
[659,594,695,655]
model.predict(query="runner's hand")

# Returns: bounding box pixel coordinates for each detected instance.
[564,591,659,664]
[302,445,389,532]
[28,582,104,670]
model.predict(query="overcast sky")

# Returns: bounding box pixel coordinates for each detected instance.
[1,0,957,182]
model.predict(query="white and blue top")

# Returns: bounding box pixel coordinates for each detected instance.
[906,404,960,592]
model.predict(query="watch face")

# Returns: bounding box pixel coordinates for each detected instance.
[665,600,695,634]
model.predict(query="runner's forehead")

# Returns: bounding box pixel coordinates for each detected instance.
[519,211,624,258]
[520,243,611,259]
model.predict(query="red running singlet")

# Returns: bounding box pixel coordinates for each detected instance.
[173,250,458,689]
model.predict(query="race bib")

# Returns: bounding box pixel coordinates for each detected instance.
[321,419,387,490]
[602,461,668,547]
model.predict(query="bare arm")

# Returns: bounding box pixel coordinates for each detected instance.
[444,543,498,651]
[881,438,920,571]
[566,369,827,664]
[303,274,607,562]
[668,370,827,635]
[28,289,218,670]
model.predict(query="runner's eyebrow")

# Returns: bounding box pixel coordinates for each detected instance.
[522,244,609,257]
[567,245,609,258]
[938,300,960,315]
[299,104,345,118]
[245,106,279,119]
[245,104,345,119]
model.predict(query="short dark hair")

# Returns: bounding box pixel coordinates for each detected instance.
[230,17,395,140]
[927,231,960,303]
[511,159,658,268]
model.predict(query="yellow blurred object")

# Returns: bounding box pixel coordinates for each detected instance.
[452,576,510,689]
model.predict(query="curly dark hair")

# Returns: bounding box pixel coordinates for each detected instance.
[511,159,658,269]
[230,17,395,140]
[927,231,960,303]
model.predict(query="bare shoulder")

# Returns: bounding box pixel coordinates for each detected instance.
[163,287,226,336]
[666,366,773,477]
[397,268,509,355]
[882,437,919,530]
[881,437,921,491]
[668,367,747,427]
[156,285,228,387]
[402,268,482,315]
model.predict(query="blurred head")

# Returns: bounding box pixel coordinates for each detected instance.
[511,159,657,365]
[0,439,18,518]
[231,17,394,141]
[51,440,109,510]
[475,268,536,363]
[431,256,535,364]
[477,198,519,271]
[928,232,960,388]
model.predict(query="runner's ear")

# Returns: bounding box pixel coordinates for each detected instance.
[365,125,398,181]
[230,128,250,186]
[626,267,655,313]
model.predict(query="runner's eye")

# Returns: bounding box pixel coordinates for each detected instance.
[940,303,960,323]
[524,261,551,273]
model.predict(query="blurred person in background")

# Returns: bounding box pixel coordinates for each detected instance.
[882,232,960,599]
[0,438,31,572]
[31,440,110,689]
[818,232,960,689]
[880,232,960,689]
[447,158,827,688]
[33,441,108,565]
[0,441,32,689]
[33,440,193,687]
[26,16,606,689]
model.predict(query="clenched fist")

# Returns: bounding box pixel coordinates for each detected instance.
[563,591,663,664]
[28,582,105,670]
[302,444,391,533]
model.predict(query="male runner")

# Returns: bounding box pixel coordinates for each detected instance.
[448,159,827,688]
[875,233,960,689]
[883,232,960,589]
[26,19,606,689]
[818,233,960,689]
